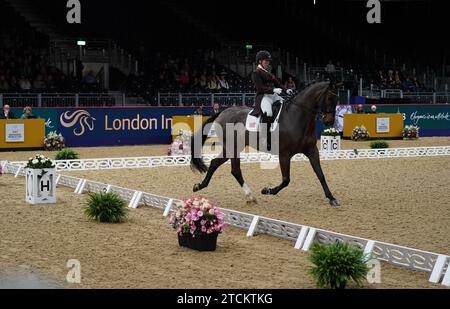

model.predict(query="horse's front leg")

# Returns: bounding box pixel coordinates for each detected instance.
[261,154,292,195]
[305,147,340,207]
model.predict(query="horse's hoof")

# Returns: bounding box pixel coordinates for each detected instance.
[329,199,341,207]
[246,196,258,205]
[193,183,201,192]
[261,187,271,195]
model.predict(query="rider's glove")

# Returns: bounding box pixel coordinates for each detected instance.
[286,89,293,95]
[273,88,282,95]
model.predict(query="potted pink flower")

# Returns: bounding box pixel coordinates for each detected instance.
[169,196,226,251]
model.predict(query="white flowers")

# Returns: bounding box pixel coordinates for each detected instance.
[27,154,55,169]
[43,131,65,151]
[322,128,339,136]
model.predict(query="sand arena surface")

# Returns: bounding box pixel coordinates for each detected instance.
[0,137,449,288]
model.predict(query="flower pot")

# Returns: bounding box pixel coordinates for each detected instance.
[320,135,340,152]
[178,232,218,251]
[25,168,57,204]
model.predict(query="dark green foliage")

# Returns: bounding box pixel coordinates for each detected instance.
[85,192,128,223]
[309,241,369,289]
[55,149,80,160]
[370,140,389,149]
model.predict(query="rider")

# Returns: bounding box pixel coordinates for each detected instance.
[250,50,293,150]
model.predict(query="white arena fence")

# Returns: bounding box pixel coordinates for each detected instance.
[8,146,450,172]
[1,160,449,287]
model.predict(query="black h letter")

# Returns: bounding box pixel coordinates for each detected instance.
[41,180,50,191]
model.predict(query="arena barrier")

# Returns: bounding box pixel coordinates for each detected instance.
[8,146,450,172]
[1,161,449,287]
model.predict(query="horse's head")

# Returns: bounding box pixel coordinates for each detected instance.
[316,79,342,126]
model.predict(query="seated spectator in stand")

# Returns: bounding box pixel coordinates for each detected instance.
[32,74,45,90]
[20,106,37,119]
[19,76,32,90]
[207,74,220,92]
[368,105,377,114]
[217,73,229,91]
[199,73,207,89]
[0,104,16,119]
[83,70,97,84]
[284,76,296,91]
[179,68,190,90]
[355,104,364,114]
[0,75,9,91]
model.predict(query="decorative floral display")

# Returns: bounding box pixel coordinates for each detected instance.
[169,196,226,237]
[26,154,55,169]
[168,130,191,156]
[44,131,65,151]
[402,125,419,139]
[322,127,340,136]
[351,125,370,141]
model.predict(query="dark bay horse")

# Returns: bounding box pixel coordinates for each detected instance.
[190,80,341,207]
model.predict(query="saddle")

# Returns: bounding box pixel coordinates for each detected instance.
[245,101,283,132]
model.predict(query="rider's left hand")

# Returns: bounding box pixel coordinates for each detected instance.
[286,89,294,95]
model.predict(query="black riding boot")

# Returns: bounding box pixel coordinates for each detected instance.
[261,113,273,151]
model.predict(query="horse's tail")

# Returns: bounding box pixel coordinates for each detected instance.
[190,112,222,173]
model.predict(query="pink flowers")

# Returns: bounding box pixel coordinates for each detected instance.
[169,196,226,236]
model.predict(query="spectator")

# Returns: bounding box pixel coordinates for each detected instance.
[199,73,207,89]
[179,68,190,89]
[83,70,97,84]
[0,75,9,90]
[32,74,45,90]
[355,104,364,114]
[284,76,296,91]
[194,106,204,116]
[325,60,336,78]
[0,105,16,119]
[19,76,31,90]
[368,105,377,114]
[210,102,221,116]
[207,74,220,91]
[217,73,229,91]
[20,106,37,119]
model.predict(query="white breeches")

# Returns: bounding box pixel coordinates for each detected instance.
[261,94,283,117]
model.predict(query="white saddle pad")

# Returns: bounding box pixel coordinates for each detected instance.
[245,104,283,132]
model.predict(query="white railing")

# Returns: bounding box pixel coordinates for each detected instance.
[0,93,121,108]
[9,146,450,172]
[2,161,448,287]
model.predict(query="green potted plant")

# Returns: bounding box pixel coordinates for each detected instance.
[55,149,80,160]
[169,196,226,251]
[309,241,370,289]
[25,154,56,204]
[85,191,128,223]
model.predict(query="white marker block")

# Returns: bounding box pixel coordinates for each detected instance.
[163,199,174,217]
[301,228,317,251]
[294,226,310,250]
[246,216,260,237]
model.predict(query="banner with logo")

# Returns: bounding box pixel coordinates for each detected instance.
[376,104,450,136]
[56,107,197,147]
[10,104,448,147]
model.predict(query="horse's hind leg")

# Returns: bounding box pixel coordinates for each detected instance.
[261,153,292,195]
[231,158,257,204]
[193,156,228,192]
[305,147,340,207]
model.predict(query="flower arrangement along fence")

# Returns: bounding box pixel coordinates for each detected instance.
[44,131,65,151]
[168,130,191,156]
[169,196,226,251]
[351,126,370,141]
[403,125,420,139]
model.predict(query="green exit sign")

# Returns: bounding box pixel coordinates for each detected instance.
[245,44,253,50]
